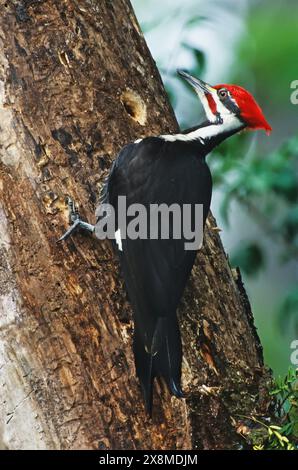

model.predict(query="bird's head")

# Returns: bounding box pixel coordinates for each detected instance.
[178,70,272,136]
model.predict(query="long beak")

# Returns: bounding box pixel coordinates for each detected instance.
[177,70,215,95]
[178,69,220,123]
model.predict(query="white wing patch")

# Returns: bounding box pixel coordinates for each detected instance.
[115,228,123,251]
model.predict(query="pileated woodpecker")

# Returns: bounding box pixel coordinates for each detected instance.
[59,71,271,415]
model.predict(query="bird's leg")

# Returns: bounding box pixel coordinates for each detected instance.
[58,197,95,242]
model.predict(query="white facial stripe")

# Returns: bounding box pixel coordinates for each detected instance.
[196,90,217,123]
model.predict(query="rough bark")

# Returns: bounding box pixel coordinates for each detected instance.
[0,0,271,450]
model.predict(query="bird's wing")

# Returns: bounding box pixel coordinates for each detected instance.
[97,137,212,410]
[106,137,211,328]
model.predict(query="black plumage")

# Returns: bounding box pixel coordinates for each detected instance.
[100,136,212,414]
[59,70,270,415]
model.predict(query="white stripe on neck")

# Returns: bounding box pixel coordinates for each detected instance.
[160,115,242,143]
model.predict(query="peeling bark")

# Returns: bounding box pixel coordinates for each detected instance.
[0,0,271,450]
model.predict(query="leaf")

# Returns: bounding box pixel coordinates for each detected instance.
[231,242,265,277]
[253,444,264,450]
[287,442,296,450]
[281,422,294,436]
[181,43,206,74]
[186,15,206,26]
[272,429,288,445]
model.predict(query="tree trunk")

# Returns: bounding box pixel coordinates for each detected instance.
[0,0,271,450]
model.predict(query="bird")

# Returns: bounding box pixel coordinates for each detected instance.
[59,70,271,415]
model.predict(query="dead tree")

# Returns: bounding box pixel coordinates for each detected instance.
[0,0,270,450]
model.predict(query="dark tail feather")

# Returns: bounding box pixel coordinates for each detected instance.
[133,316,183,416]
[153,317,183,398]
[133,328,154,415]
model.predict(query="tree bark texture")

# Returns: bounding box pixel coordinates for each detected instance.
[0,0,271,450]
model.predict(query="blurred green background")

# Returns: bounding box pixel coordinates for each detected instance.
[132,0,298,376]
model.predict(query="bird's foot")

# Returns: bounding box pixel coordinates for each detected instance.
[57,197,95,242]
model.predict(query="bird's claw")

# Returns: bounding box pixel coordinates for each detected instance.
[67,197,80,224]
[57,197,95,243]
[57,218,81,243]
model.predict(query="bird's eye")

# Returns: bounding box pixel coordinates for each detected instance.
[219,89,228,99]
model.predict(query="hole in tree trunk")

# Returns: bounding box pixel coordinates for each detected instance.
[121,90,147,126]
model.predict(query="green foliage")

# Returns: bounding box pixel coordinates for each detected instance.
[210,134,298,262]
[237,6,298,105]
[231,243,265,276]
[181,43,206,76]
[279,290,298,334]
[211,135,298,333]
[262,368,298,449]
[212,135,298,224]
[253,424,295,451]
[243,368,298,450]
[270,368,298,415]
